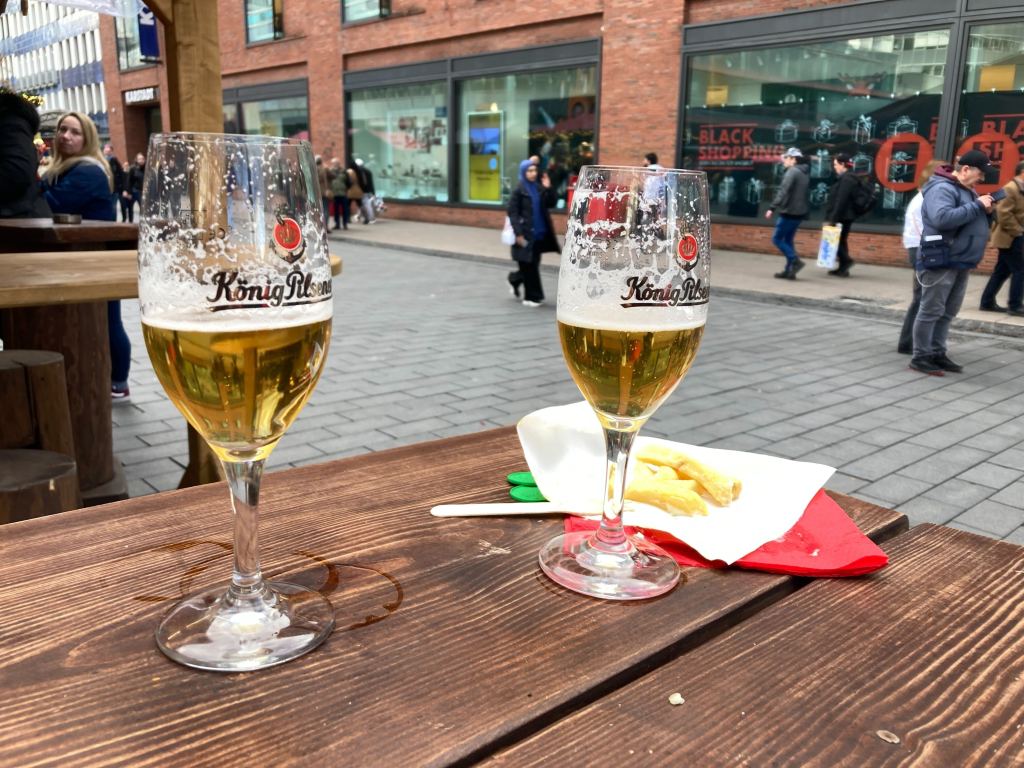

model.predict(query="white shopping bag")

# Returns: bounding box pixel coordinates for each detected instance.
[500,216,516,246]
[817,225,841,269]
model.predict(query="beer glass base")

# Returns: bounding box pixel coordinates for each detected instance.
[538,531,680,600]
[155,581,335,672]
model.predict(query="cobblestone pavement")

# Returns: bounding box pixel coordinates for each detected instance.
[115,242,1024,543]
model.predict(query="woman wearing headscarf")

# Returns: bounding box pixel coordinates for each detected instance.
[41,111,131,400]
[507,158,560,307]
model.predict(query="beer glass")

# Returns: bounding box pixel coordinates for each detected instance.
[539,165,710,600]
[139,133,334,670]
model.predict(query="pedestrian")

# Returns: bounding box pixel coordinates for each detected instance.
[356,158,376,224]
[119,160,133,222]
[824,153,859,277]
[897,159,946,354]
[128,152,146,223]
[765,147,810,279]
[507,159,560,307]
[979,159,1024,317]
[910,149,996,376]
[103,143,128,221]
[316,155,330,230]
[345,156,365,224]
[329,157,349,230]
[41,111,132,399]
[0,87,52,218]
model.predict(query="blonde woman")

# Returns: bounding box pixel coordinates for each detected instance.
[41,111,115,221]
[41,112,131,399]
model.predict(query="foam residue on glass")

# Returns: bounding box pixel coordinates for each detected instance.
[557,166,710,330]
[138,133,333,327]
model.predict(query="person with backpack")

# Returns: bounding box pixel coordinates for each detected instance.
[824,153,861,277]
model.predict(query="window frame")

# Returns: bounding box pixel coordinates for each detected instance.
[244,0,285,45]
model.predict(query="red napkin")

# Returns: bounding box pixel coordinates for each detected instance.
[564,489,888,577]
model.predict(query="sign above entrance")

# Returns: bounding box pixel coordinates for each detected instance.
[125,86,159,105]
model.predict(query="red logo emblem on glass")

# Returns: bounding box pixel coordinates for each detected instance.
[677,234,699,271]
[273,215,305,263]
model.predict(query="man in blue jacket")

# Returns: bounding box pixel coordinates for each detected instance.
[911,149,995,375]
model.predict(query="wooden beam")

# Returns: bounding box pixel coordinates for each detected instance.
[162,0,222,132]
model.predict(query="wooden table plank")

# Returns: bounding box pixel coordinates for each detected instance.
[0,250,139,308]
[489,523,1024,766]
[0,428,906,767]
[0,218,138,252]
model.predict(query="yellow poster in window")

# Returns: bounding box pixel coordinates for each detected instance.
[468,111,502,203]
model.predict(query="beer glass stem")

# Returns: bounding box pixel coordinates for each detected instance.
[595,424,638,551]
[223,459,265,596]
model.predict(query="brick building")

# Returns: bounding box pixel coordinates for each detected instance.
[100,0,1024,269]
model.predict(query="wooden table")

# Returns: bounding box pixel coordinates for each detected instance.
[0,427,909,766]
[491,524,1024,766]
[0,218,139,253]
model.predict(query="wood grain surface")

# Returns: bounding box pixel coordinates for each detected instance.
[0,449,80,522]
[490,524,1024,767]
[0,218,138,252]
[0,250,139,308]
[0,428,906,767]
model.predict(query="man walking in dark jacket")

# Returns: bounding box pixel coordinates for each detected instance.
[825,153,860,277]
[766,147,810,279]
[910,150,995,375]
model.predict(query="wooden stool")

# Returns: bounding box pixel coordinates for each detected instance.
[0,350,76,455]
[0,449,81,523]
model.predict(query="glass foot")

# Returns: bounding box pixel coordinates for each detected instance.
[538,531,679,600]
[156,581,335,672]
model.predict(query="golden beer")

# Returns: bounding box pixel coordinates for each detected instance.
[143,316,331,461]
[558,319,704,421]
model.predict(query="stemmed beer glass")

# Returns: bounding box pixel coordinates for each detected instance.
[139,133,334,670]
[539,165,710,600]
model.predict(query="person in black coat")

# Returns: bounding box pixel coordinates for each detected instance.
[507,159,560,306]
[824,153,860,277]
[0,90,52,218]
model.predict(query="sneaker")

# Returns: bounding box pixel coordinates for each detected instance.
[909,357,944,376]
[932,353,963,373]
[522,299,544,308]
[979,302,1006,312]
[828,268,850,277]
[774,269,795,280]
[791,258,805,275]
[111,385,131,402]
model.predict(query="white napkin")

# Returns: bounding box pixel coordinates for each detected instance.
[517,402,836,565]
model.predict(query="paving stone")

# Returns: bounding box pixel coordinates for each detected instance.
[855,472,935,507]
[895,496,963,527]
[952,500,1024,537]
[956,463,1022,491]
[990,481,1024,509]
[923,478,995,508]
[842,443,936,481]
[824,472,867,495]
[899,445,992,484]
[990,447,1024,471]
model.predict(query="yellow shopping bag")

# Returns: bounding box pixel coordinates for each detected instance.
[817,225,841,269]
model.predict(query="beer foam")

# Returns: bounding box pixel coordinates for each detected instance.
[556,305,705,332]
[143,300,331,332]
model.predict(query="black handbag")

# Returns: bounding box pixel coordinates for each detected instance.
[917,237,954,270]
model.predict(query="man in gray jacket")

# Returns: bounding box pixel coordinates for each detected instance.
[765,147,810,279]
[910,149,995,375]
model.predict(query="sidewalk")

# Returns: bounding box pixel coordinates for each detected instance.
[330,218,1024,337]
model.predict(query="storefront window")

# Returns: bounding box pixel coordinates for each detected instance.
[240,96,309,140]
[223,103,240,134]
[115,15,145,70]
[245,0,284,43]
[457,65,596,207]
[957,21,1024,192]
[348,81,448,202]
[682,30,949,228]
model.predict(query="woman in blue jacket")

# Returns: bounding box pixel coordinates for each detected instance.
[41,112,132,400]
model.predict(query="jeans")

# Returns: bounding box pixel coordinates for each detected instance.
[980,237,1023,310]
[912,268,969,358]
[898,248,921,352]
[771,215,802,266]
[108,300,131,386]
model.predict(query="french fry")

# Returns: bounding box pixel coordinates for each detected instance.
[636,445,742,507]
[627,478,708,517]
